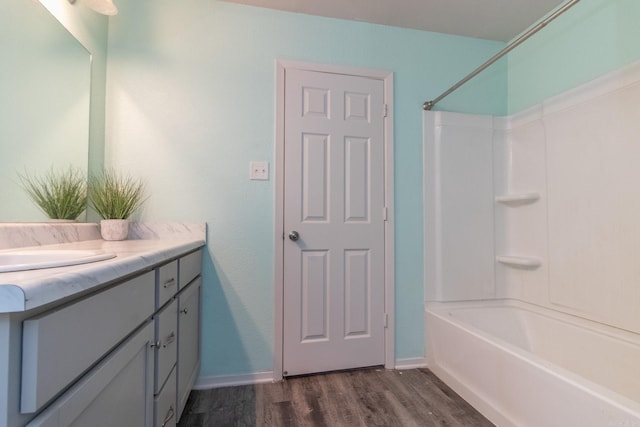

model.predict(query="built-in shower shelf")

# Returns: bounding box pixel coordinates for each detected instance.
[495,193,540,205]
[496,255,542,269]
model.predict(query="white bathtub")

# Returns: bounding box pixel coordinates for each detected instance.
[425,299,640,427]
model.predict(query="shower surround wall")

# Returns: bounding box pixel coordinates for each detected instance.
[423,60,640,425]
[425,58,640,338]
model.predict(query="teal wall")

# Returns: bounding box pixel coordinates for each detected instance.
[507,0,640,113]
[105,0,506,377]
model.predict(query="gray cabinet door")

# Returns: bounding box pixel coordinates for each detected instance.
[26,321,154,427]
[177,277,201,420]
[21,271,155,414]
[155,299,178,394]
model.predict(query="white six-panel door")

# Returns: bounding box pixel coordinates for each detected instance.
[282,68,385,376]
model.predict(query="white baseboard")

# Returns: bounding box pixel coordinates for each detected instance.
[193,371,274,390]
[394,357,428,370]
[193,360,428,390]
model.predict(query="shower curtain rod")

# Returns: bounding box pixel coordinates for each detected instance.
[423,0,581,111]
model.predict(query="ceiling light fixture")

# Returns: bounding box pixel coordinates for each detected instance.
[68,0,118,16]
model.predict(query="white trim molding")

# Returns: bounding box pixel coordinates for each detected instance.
[193,371,275,390]
[274,59,395,381]
[395,357,428,370]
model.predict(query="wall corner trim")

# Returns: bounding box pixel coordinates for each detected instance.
[192,371,275,390]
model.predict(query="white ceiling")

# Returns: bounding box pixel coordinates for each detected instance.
[219,0,567,42]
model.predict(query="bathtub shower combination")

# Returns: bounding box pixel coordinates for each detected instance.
[423,62,640,426]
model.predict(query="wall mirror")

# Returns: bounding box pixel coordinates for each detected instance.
[0,0,91,222]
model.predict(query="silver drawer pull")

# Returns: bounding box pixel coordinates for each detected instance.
[162,277,176,288]
[163,332,176,348]
[161,405,175,427]
[180,308,188,315]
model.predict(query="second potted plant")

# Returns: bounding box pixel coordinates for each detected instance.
[89,169,147,241]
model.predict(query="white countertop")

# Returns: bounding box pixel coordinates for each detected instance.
[0,238,205,313]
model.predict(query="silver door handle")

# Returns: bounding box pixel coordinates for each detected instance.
[288,231,299,241]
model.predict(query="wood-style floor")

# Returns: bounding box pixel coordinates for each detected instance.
[177,368,494,426]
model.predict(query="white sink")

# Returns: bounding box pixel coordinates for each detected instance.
[0,250,116,273]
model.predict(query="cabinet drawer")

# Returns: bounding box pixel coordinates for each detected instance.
[155,298,177,393]
[157,260,178,308]
[178,250,201,290]
[21,271,155,414]
[26,321,155,427]
[177,278,201,420]
[155,367,177,427]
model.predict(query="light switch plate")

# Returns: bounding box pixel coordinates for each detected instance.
[250,161,269,180]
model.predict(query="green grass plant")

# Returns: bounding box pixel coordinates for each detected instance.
[18,166,87,220]
[89,169,147,219]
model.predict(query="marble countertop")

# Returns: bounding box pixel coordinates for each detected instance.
[0,238,205,313]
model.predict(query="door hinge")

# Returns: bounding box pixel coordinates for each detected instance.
[383,103,388,118]
[383,207,388,221]
[384,313,389,328]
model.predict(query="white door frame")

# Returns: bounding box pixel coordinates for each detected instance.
[273,59,395,381]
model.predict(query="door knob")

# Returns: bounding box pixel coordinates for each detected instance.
[288,231,300,241]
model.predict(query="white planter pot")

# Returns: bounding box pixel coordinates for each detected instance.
[100,219,129,241]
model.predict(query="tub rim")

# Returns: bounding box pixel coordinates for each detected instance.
[426,298,640,347]
[425,298,640,418]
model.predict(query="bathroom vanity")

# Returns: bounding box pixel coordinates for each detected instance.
[0,226,205,427]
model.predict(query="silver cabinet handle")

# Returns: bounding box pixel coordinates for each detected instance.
[180,308,188,315]
[162,277,176,289]
[161,405,175,427]
[288,231,299,241]
[152,332,175,349]
[163,332,176,348]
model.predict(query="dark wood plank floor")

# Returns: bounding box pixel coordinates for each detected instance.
[177,368,494,426]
